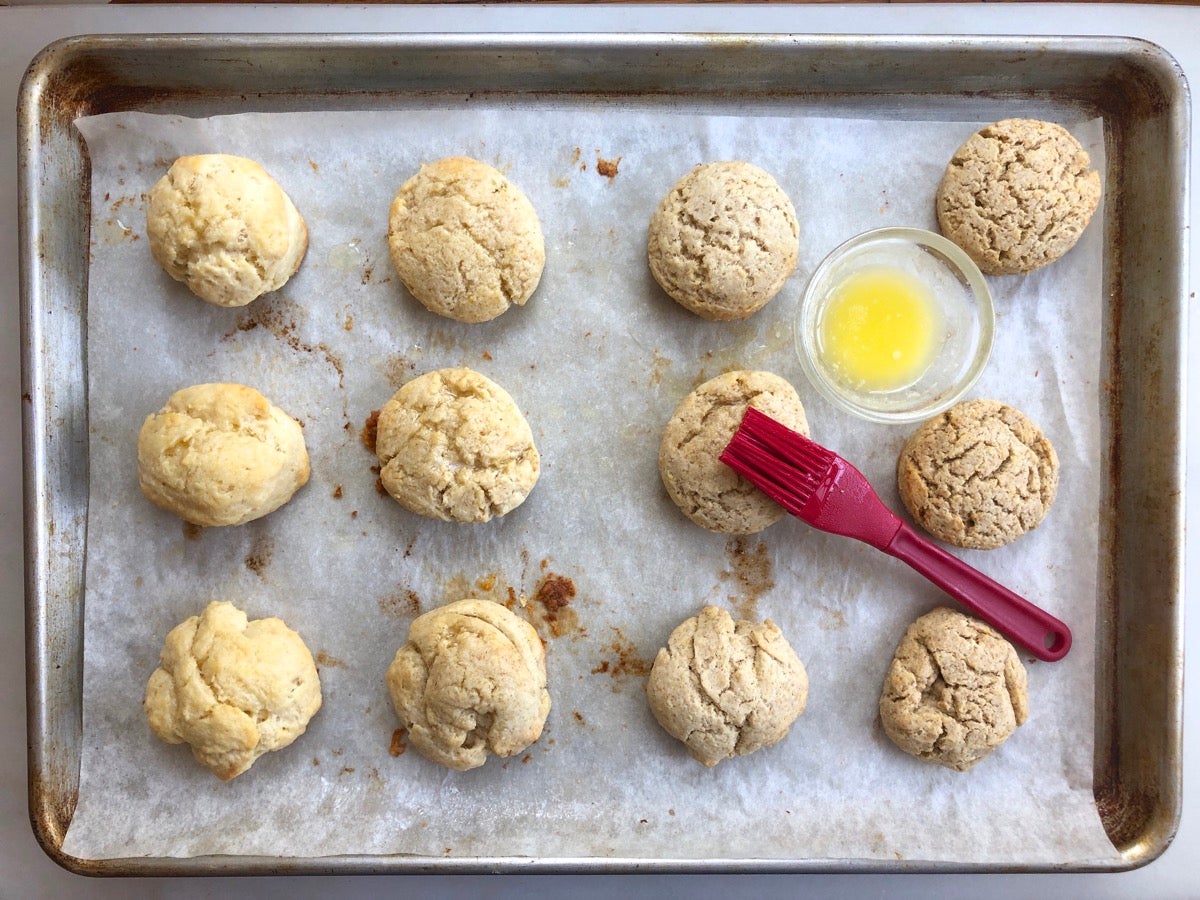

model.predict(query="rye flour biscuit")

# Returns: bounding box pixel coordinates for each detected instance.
[375,367,539,523]
[647,161,800,320]
[896,398,1058,550]
[386,598,551,771]
[879,607,1028,771]
[659,370,809,534]
[387,157,545,323]
[935,118,1102,275]
[646,605,808,767]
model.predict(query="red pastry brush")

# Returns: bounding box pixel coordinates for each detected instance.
[720,406,1071,662]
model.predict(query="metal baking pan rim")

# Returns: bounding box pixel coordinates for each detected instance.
[19,31,1188,876]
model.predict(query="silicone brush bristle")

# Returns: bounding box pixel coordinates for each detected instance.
[718,406,836,516]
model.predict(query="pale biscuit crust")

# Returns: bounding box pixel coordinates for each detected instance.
[897,398,1058,550]
[144,601,322,781]
[879,607,1028,772]
[387,157,546,323]
[936,119,1102,275]
[647,162,800,320]
[137,383,310,527]
[646,605,808,767]
[386,598,551,771]
[659,370,809,534]
[146,154,308,307]
[375,368,539,523]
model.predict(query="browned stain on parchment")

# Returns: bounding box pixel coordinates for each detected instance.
[378,589,422,618]
[442,571,519,610]
[389,728,408,757]
[360,410,380,454]
[384,354,416,388]
[223,296,344,388]
[648,349,673,387]
[592,627,651,691]
[719,537,775,621]
[818,604,848,631]
[596,155,622,179]
[244,535,274,579]
[526,572,585,641]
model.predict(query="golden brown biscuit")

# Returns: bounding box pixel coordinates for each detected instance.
[646,605,808,767]
[647,161,799,320]
[659,370,809,534]
[896,398,1058,550]
[936,119,1101,275]
[386,598,551,771]
[387,157,545,323]
[879,607,1028,772]
[144,601,322,780]
[137,383,310,527]
[146,154,308,307]
[375,367,539,523]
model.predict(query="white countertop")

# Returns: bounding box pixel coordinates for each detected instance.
[1,5,1194,898]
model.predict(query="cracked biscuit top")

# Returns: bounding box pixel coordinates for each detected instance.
[144,601,322,781]
[647,161,799,320]
[386,598,551,771]
[935,118,1101,275]
[375,367,540,523]
[646,605,808,767]
[896,398,1058,550]
[137,383,310,527]
[879,607,1028,772]
[659,370,809,535]
[146,154,308,307]
[387,156,545,323]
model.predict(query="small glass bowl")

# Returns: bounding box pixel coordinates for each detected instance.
[795,227,994,425]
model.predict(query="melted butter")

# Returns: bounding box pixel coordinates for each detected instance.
[327,240,363,271]
[818,266,941,392]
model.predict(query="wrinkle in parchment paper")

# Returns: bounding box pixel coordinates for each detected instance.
[63,105,1117,864]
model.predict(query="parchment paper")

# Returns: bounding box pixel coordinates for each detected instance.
[64,102,1117,864]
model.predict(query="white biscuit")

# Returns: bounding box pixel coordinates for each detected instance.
[386,598,551,771]
[137,383,310,527]
[375,367,539,523]
[146,154,308,307]
[387,157,545,323]
[144,601,322,780]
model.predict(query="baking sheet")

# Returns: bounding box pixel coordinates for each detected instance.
[62,103,1117,863]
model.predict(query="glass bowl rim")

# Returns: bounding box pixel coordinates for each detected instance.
[794,226,995,425]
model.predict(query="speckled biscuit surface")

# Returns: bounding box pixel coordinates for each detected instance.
[659,370,809,535]
[646,605,808,767]
[146,154,308,307]
[144,601,322,780]
[897,398,1058,550]
[935,119,1101,275]
[137,383,310,527]
[386,598,551,771]
[375,367,539,523]
[879,607,1028,772]
[647,162,800,320]
[387,157,545,323]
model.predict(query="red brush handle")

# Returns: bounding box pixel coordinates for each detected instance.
[883,522,1072,662]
